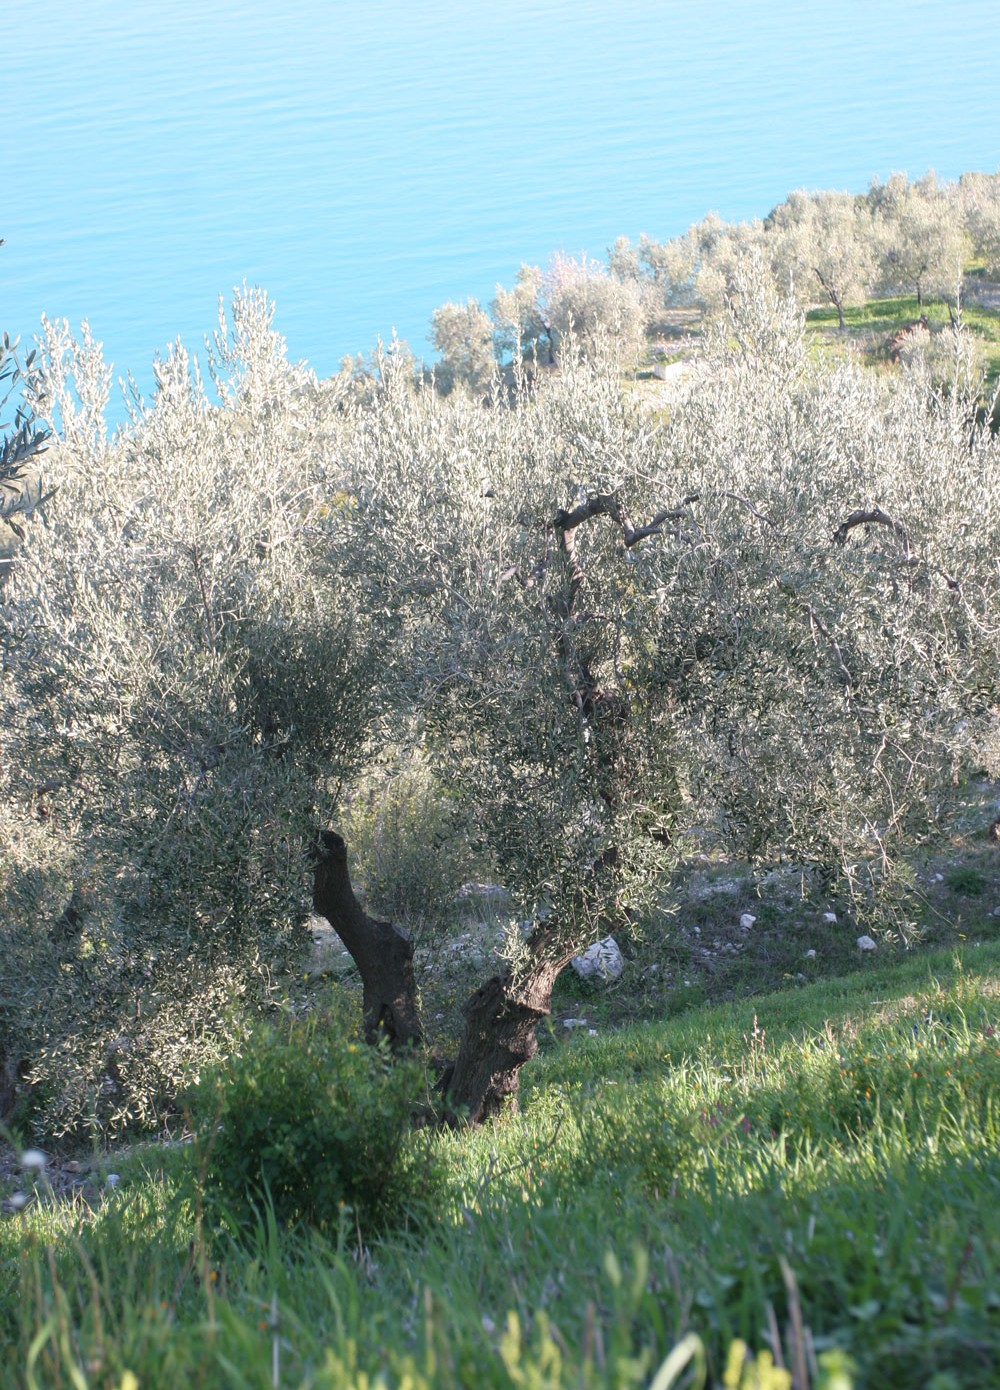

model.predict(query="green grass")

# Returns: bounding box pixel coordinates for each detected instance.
[3,943,999,1388]
[805,292,1000,401]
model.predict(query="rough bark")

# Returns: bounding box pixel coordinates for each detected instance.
[446,944,570,1123]
[0,1049,19,1120]
[312,830,423,1050]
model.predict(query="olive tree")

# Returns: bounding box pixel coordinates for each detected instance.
[428,297,496,395]
[0,290,390,1134]
[956,170,1000,278]
[4,265,998,1135]
[492,254,646,367]
[868,172,969,307]
[766,189,877,328]
[0,252,52,583]
[314,256,999,1121]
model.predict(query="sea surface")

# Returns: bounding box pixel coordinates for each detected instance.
[3,0,1000,412]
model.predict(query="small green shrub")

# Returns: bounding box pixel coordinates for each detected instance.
[190,1009,441,1235]
[944,865,987,896]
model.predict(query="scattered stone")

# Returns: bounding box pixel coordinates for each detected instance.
[562,1018,589,1029]
[19,1149,47,1171]
[856,935,877,952]
[571,936,624,983]
[933,873,944,883]
[804,949,817,959]
[105,1173,120,1189]
[739,913,756,930]
[822,912,838,924]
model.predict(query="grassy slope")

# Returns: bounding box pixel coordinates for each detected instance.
[3,942,998,1389]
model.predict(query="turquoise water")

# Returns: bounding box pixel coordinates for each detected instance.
[3,0,999,403]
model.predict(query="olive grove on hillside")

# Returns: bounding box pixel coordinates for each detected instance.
[2,263,998,1136]
[605,170,989,335]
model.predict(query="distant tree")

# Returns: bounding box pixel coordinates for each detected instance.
[429,297,496,395]
[540,252,647,359]
[608,234,704,338]
[1,239,52,582]
[607,235,643,283]
[688,214,767,315]
[956,170,1000,278]
[494,255,646,366]
[766,189,877,329]
[492,264,552,364]
[636,232,700,306]
[868,172,969,307]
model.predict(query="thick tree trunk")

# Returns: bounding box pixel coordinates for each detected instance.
[312,830,423,1050]
[0,1049,19,1120]
[446,938,573,1123]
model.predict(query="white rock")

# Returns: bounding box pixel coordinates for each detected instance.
[105,1173,120,1188]
[856,935,877,952]
[822,912,838,924]
[571,935,624,983]
[562,1018,588,1029]
[739,913,757,930]
[19,1149,47,1171]
[804,949,817,959]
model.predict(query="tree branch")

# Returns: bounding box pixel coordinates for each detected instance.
[833,506,911,556]
[833,506,961,593]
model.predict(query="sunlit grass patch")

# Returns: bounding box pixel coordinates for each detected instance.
[3,944,999,1387]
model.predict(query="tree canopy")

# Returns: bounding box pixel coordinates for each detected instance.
[2,252,999,1135]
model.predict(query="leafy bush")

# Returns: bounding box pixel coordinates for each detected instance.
[191,1008,441,1234]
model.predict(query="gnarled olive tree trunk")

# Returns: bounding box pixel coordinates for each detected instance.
[312,830,423,1049]
[312,829,573,1119]
[311,840,575,1120]
[444,939,575,1122]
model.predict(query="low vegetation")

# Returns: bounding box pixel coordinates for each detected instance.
[2,944,997,1387]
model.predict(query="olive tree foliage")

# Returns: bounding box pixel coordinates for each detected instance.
[867,172,969,306]
[956,170,1000,278]
[0,246,52,583]
[765,190,878,329]
[489,254,647,368]
[0,289,390,1135]
[609,217,767,319]
[491,264,551,362]
[428,297,496,396]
